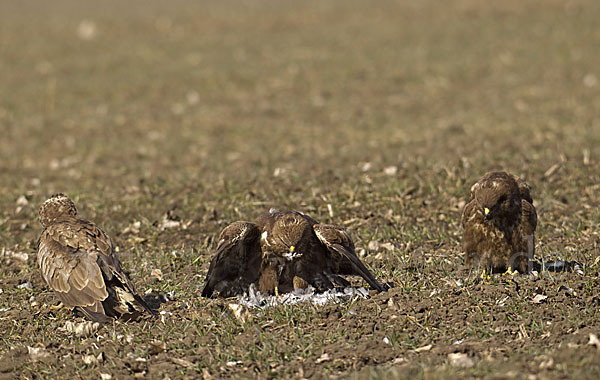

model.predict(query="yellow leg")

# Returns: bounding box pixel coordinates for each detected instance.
[50,302,64,311]
[274,286,279,297]
[502,266,517,276]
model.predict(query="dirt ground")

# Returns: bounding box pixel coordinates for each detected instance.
[1,0,599,378]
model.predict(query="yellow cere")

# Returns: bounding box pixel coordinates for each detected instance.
[484,207,490,215]
[289,245,295,252]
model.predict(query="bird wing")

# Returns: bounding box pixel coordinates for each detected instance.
[517,199,537,252]
[38,218,154,321]
[74,219,154,317]
[461,199,485,266]
[509,174,533,203]
[38,220,110,318]
[461,198,481,229]
[521,199,537,232]
[313,224,385,292]
[201,221,261,297]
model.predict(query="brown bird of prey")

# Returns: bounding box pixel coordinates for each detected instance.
[462,172,537,274]
[37,193,156,322]
[201,208,386,297]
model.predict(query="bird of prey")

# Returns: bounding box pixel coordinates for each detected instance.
[37,193,156,322]
[202,208,386,297]
[461,172,537,274]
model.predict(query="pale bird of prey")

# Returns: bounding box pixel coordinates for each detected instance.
[202,208,386,297]
[462,172,537,274]
[37,193,156,322]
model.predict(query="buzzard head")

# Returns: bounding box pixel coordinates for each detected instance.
[264,212,311,261]
[473,172,522,223]
[39,193,78,227]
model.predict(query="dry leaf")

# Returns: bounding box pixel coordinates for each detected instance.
[383,166,398,176]
[413,344,433,353]
[62,321,100,337]
[532,294,548,304]
[160,217,180,230]
[28,346,50,362]
[16,195,29,206]
[379,242,395,251]
[544,164,560,178]
[150,268,163,281]
[172,357,194,367]
[82,352,103,365]
[148,340,166,355]
[228,303,251,323]
[448,352,474,368]
[538,355,554,369]
[315,353,330,364]
[1,249,29,262]
[368,241,379,251]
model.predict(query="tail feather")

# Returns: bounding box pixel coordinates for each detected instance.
[79,302,110,323]
[132,292,158,316]
[103,284,157,320]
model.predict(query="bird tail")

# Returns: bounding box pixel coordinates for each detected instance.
[79,302,110,323]
[102,285,157,320]
[132,292,158,316]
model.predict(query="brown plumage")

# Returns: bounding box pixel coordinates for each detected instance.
[37,193,156,322]
[202,208,386,297]
[201,221,262,298]
[462,172,537,273]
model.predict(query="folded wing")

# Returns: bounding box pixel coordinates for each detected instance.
[313,224,386,292]
[201,221,262,297]
[38,219,154,322]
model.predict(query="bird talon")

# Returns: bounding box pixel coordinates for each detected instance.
[49,302,64,311]
[479,269,491,281]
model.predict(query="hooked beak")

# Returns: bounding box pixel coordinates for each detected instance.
[289,245,295,253]
[484,207,491,219]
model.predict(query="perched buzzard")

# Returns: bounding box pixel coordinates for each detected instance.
[37,193,156,322]
[201,208,386,297]
[462,172,537,273]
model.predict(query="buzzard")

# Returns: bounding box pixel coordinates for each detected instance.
[37,193,156,322]
[201,208,386,297]
[461,172,537,273]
